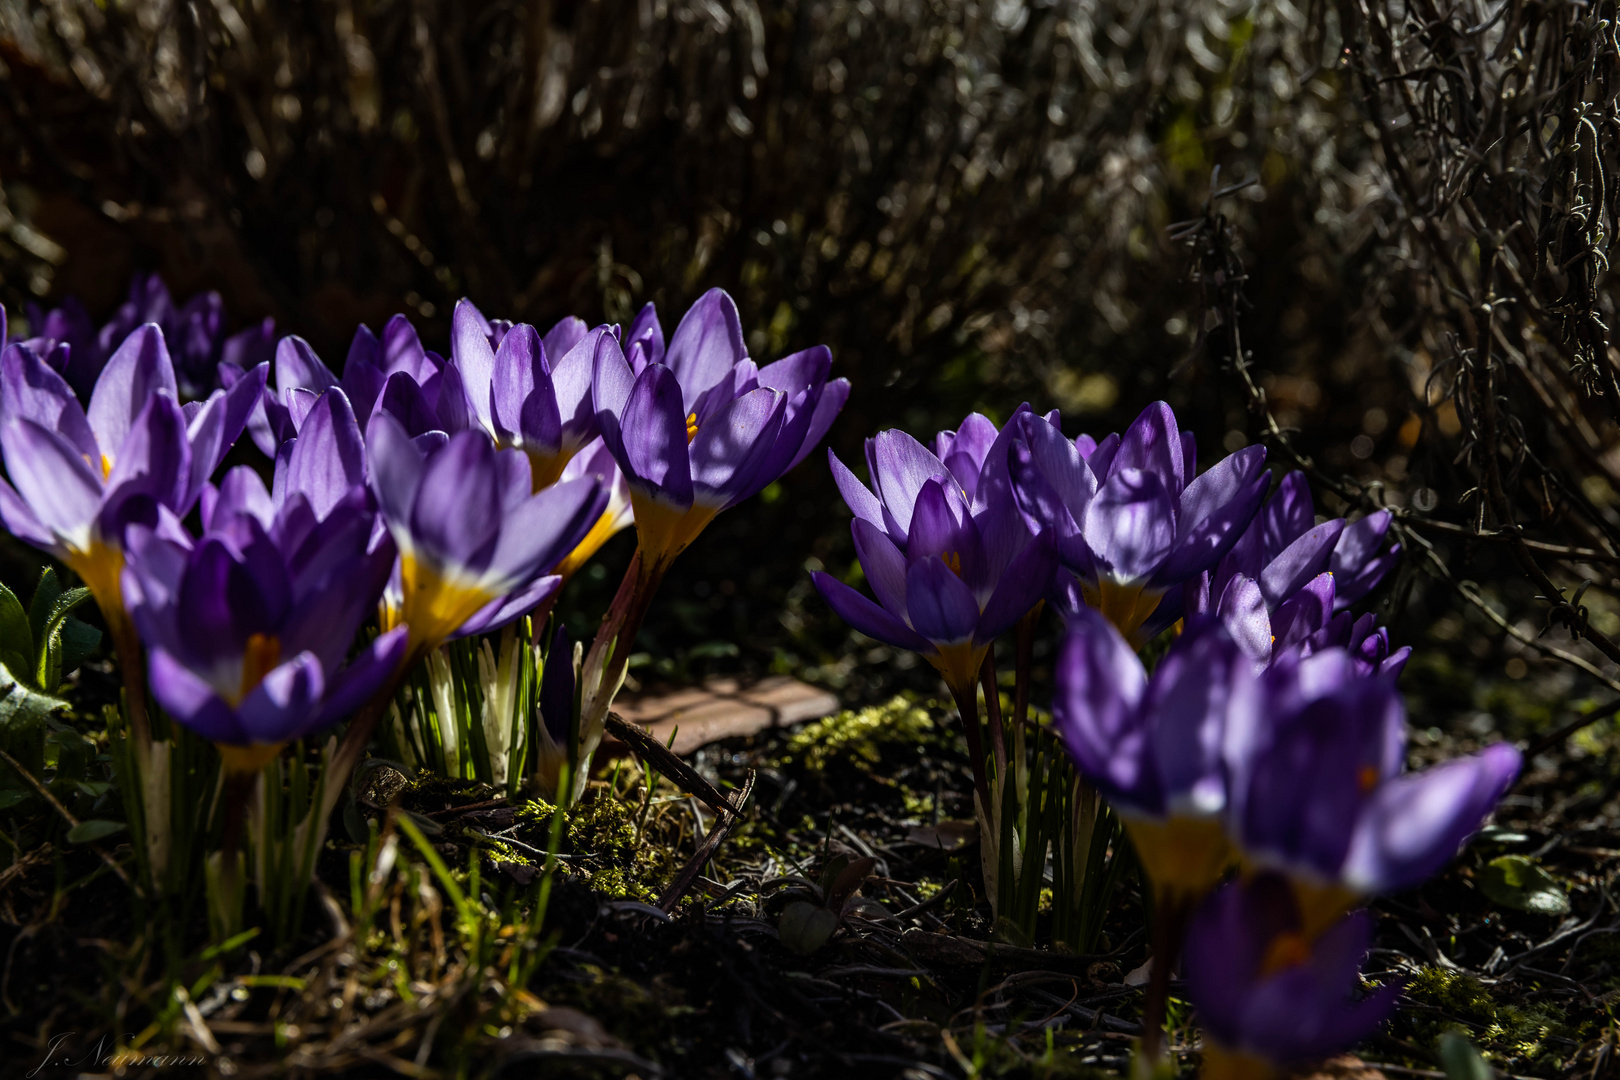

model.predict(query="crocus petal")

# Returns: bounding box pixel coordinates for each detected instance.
[314,627,410,725]
[1,419,103,547]
[0,344,98,460]
[975,530,1058,643]
[784,378,849,473]
[1332,510,1398,605]
[282,389,367,519]
[851,518,910,619]
[1152,446,1268,585]
[1258,520,1347,608]
[452,299,498,433]
[829,449,885,531]
[620,364,695,507]
[690,385,787,507]
[549,326,603,449]
[812,572,933,652]
[484,475,609,586]
[275,335,339,395]
[1145,622,1245,816]
[664,288,747,410]
[0,476,56,549]
[87,325,178,457]
[148,647,247,744]
[455,576,564,638]
[867,429,953,539]
[1082,467,1177,582]
[1270,572,1337,651]
[184,361,267,507]
[1343,743,1521,895]
[592,333,637,470]
[1052,606,1154,811]
[105,394,193,518]
[904,557,981,645]
[623,302,664,369]
[367,412,425,539]
[1216,574,1271,662]
[1111,401,1184,493]
[237,652,326,744]
[374,369,440,438]
[410,432,502,570]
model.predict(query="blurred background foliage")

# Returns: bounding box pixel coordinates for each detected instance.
[0,0,1617,738]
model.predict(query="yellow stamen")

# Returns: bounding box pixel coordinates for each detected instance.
[238,632,282,704]
[943,551,962,577]
[100,453,114,480]
[1357,763,1380,793]
[685,412,700,444]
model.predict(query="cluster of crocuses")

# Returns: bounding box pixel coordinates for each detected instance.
[815,404,1520,1077]
[0,279,846,880]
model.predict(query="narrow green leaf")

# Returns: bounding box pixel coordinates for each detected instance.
[66,819,127,844]
[25,567,62,650]
[1439,1032,1494,1080]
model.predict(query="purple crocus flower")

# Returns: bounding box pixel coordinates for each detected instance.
[1010,402,1270,646]
[1188,471,1401,620]
[1210,569,1411,677]
[592,288,850,571]
[1229,648,1521,933]
[1053,605,1253,898]
[253,316,453,455]
[0,325,265,616]
[812,410,1058,697]
[368,417,609,653]
[451,299,605,490]
[1185,873,1401,1079]
[121,475,405,773]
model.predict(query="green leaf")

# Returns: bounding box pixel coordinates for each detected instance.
[52,617,100,688]
[0,787,33,811]
[26,567,62,650]
[66,819,126,844]
[37,582,97,692]
[778,900,839,955]
[1478,855,1571,915]
[1439,1032,1494,1080]
[0,581,33,678]
[0,662,67,782]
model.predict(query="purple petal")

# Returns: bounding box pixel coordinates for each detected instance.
[812,571,933,652]
[664,288,747,410]
[620,364,694,506]
[1153,446,1268,585]
[1082,467,1177,582]
[454,576,564,638]
[1270,572,1337,650]
[592,332,637,470]
[867,429,953,538]
[1259,520,1347,608]
[0,344,98,460]
[486,476,609,585]
[0,477,56,549]
[904,557,981,645]
[366,412,424,534]
[314,627,409,725]
[275,335,339,396]
[374,369,440,438]
[1145,622,1246,815]
[184,361,267,507]
[1053,605,1154,810]
[1332,510,1398,606]
[104,395,192,517]
[208,465,274,532]
[282,388,367,519]
[975,529,1057,643]
[87,325,178,458]
[549,326,603,450]
[148,648,247,744]
[1343,743,1521,894]
[829,449,885,531]
[623,302,665,370]
[452,299,498,432]
[1,419,102,545]
[381,314,435,382]
[544,315,590,364]
[237,652,326,744]
[690,386,787,507]
[410,432,501,569]
[1215,574,1271,663]
[851,518,909,618]
[784,377,849,472]
[1111,401,1184,493]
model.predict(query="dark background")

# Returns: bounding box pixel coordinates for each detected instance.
[1,0,1615,727]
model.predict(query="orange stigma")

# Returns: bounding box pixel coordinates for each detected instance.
[1357,764,1380,793]
[238,632,282,703]
[944,551,962,577]
[1258,930,1311,978]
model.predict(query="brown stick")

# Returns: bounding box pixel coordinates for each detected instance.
[655,771,755,913]
[604,712,741,815]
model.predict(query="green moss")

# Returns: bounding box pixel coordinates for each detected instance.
[1402,967,1588,1068]
[777,694,937,775]
[512,793,675,903]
